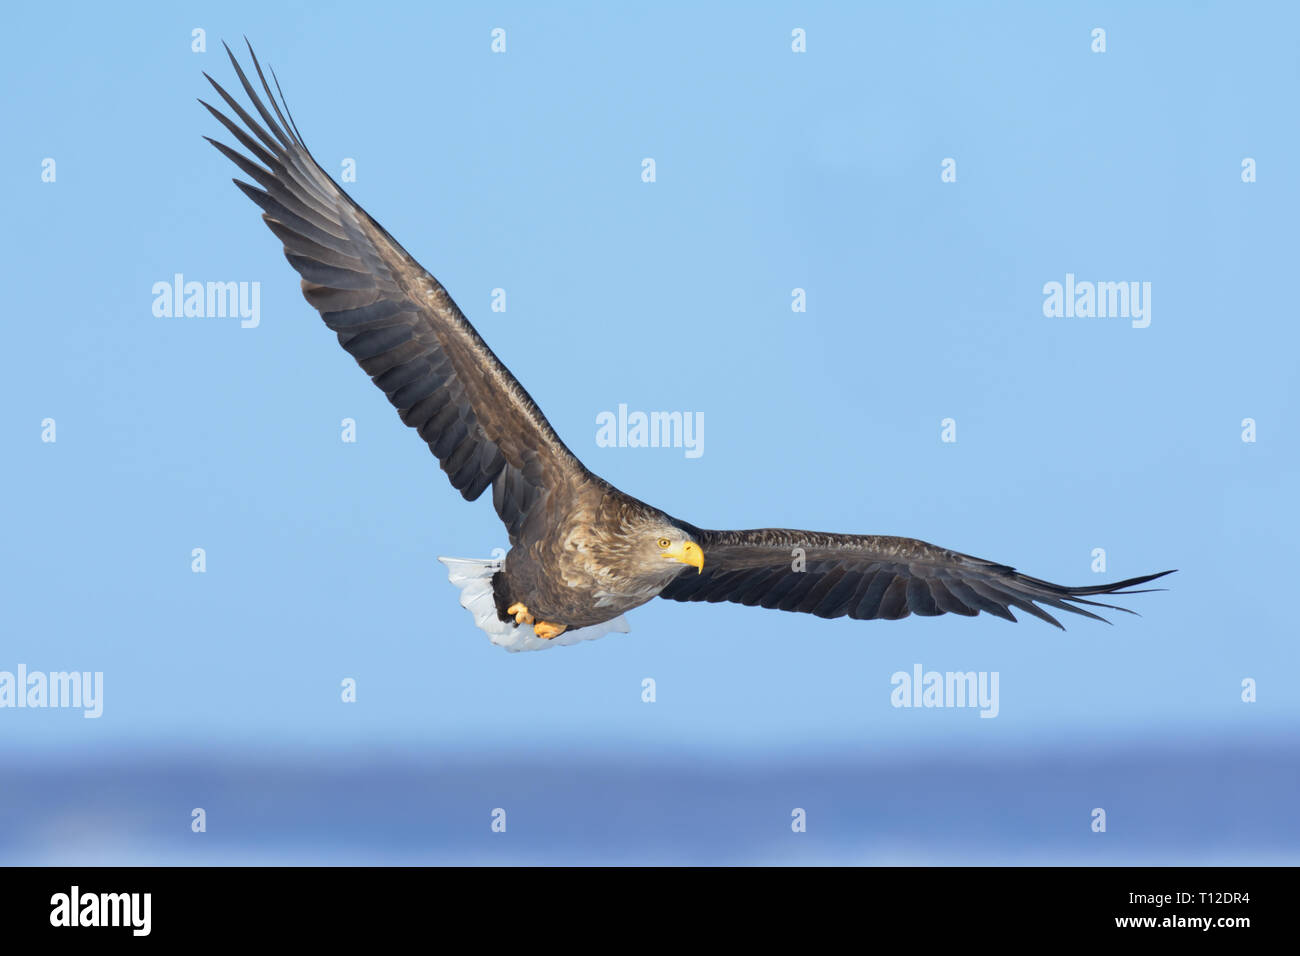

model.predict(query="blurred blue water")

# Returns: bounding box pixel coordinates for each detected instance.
[4,735,1294,865]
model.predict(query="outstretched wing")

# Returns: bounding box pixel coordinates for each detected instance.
[201,42,585,542]
[659,528,1173,628]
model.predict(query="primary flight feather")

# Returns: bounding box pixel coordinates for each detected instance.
[202,42,1172,652]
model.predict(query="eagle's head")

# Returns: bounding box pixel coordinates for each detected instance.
[623,514,704,578]
[654,530,705,575]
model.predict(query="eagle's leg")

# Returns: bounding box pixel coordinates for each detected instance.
[506,602,566,639]
[506,602,534,626]
[533,621,568,640]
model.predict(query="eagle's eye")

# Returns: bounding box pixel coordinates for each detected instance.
[657,537,672,549]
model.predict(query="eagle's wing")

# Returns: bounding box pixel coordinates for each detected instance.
[201,43,584,542]
[659,528,1173,628]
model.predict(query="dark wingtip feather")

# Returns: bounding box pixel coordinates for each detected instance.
[244,39,299,149]
[269,65,307,146]
[1019,567,1175,628]
[1095,569,1177,593]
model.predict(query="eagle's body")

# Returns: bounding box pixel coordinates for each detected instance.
[203,44,1171,651]
[496,482,685,629]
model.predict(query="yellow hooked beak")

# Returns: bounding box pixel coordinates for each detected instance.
[662,540,705,574]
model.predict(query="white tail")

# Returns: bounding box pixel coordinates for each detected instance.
[437,557,631,653]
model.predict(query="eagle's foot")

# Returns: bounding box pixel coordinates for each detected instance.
[533,621,568,640]
[507,602,534,626]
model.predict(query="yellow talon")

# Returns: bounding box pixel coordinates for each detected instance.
[507,603,565,638]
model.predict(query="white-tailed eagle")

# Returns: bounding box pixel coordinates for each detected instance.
[202,43,1172,652]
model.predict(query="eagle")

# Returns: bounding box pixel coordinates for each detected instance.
[201,43,1172,652]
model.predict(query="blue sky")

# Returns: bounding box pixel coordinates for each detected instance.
[2,2,1296,862]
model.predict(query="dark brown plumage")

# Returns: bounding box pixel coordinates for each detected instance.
[203,43,1172,651]
[659,527,1168,628]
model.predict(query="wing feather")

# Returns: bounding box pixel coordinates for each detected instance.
[659,527,1173,629]
[203,42,586,541]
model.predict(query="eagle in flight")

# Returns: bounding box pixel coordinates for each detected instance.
[202,43,1172,652]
